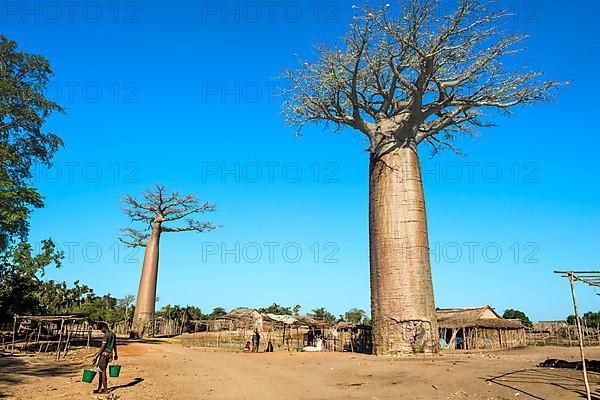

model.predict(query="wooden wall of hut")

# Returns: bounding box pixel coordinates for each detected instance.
[440,327,526,350]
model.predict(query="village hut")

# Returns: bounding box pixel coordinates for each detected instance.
[334,322,373,353]
[218,307,263,331]
[437,306,526,350]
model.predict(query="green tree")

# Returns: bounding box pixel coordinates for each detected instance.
[0,36,63,249]
[207,307,227,320]
[567,311,600,326]
[183,305,204,321]
[159,304,183,319]
[583,311,600,326]
[258,303,293,315]
[0,240,63,322]
[503,309,532,327]
[344,308,368,324]
[310,307,336,324]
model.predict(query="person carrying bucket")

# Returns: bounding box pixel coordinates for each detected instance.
[92,322,119,394]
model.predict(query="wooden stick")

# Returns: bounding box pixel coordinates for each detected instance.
[11,315,17,354]
[63,326,73,357]
[569,273,592,400]
[56,318,65,362]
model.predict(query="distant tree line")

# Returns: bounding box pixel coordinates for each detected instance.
[503,309,533,327]
[567,311,600,326]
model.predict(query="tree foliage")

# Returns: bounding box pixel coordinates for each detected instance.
[158,304,205,321]
[0,242,133,325]
[310,307,336,324]
[0,35,63,248]
[283,0,562,155]
[207,307,227,320]
[258,303,293,315]
[502,309,532,327]
[343,308,368,324]
[0,240,62,322]
[567,311,600,326]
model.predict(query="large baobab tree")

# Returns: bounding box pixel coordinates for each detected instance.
[284,0,561,355]
[120,184,218,337]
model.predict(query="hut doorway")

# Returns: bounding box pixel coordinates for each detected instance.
[456,328,466,349]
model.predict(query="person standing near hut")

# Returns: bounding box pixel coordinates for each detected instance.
[253,329,261,352]
[92,322,118,394]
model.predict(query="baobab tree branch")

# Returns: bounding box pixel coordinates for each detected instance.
[119,227,150,247]
[284,0,564,155]
[161,220,219,233]
[120,184,220,247]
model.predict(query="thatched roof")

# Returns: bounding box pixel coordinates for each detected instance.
[293,315,324,327]
[262,313,325,328]
[436,306,523,329]
[263,313,297,325]
[219,308,261,321]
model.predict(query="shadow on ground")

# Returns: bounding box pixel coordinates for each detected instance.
[110,377,144,392]
[483,368,600,400]
[0,354,81,399]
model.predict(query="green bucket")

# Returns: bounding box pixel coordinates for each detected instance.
[109,365,121,378]
[82,369,96,383]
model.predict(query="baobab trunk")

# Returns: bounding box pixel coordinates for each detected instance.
[131,222,161,337]
[369,145,438,355]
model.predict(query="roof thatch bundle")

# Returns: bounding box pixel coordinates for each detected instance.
[436,306,523,329]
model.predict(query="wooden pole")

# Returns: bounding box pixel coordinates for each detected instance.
[569,273,592,400]
[36,322,42,345]
[56,318,65,362]
[63,326,73,357]
[11,315,17,354]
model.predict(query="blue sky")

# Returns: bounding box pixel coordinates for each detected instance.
[4,0,599,321]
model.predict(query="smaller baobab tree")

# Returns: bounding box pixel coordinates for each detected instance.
[120,184,219,337]
[117,294,136,320]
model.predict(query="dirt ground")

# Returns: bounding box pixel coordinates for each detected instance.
[1,341,599,400]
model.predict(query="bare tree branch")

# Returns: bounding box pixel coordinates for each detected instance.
[119,184,220,247]
[119,227,150,248]
[283,0,564,155]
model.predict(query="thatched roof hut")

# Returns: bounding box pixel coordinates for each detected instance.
[437,306,525,350]
[217,308,263,330]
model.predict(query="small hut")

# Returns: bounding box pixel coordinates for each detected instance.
[437,306,526,350]
[218,308,263,331]
[334,322,372,353]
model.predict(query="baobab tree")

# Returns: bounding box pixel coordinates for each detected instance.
[120,184,218,337]
[117,294,135,320]
[284,0,561,355]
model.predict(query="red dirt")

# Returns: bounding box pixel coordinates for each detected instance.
[1,343,599,399]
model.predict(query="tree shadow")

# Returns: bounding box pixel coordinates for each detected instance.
[110,377,144,392]
[0,354,80,399]
[483,368,600,400]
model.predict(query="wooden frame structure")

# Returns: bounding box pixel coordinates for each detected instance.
[8,315,92,361]
[437,306,526,350]
[554,270,600,400]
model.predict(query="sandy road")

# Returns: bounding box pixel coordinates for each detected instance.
[1,341,599,399]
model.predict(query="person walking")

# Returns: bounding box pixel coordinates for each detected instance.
[92,322,118,394]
